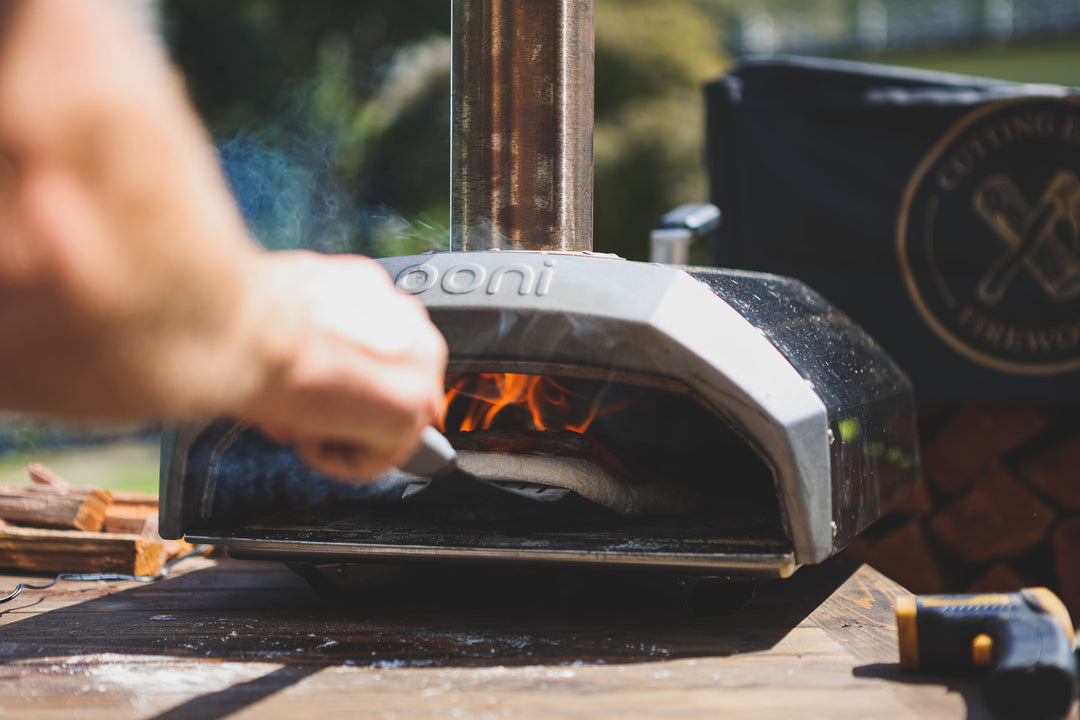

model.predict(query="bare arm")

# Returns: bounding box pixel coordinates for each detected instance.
[0,0,446,479]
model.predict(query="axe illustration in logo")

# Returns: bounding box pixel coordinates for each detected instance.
[973,171,1080,305]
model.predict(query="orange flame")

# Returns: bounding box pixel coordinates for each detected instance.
[438,373,625,435]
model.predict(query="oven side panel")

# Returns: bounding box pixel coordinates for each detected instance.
[688,267,919,550]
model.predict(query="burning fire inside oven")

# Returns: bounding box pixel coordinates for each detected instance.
[419,368,785,523]
[429,372,772,520]
[439,373,627,436]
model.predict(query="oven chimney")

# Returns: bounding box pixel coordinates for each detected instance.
[451,0,594,252]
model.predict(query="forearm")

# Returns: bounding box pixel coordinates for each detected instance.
[0,241,285,422]
[0,0,289,420]
[0,0,446,480]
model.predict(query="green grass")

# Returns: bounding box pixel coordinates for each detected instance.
[866,41,1080,87]
[0,440,162,495]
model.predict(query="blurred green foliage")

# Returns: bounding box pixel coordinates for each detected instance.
[161,0,727,261]
[869,42,1080,87]
[594,0,727,258]
[163,0,454,256]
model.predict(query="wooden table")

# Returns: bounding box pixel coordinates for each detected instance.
[0,555,990,719]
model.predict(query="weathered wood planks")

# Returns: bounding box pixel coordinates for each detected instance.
[0,558,975,719]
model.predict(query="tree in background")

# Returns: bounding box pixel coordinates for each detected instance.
[161,0,727,261]
[595,0,726,259]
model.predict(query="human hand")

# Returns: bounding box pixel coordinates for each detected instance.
[238,250,448,481]
[0,0,447,484]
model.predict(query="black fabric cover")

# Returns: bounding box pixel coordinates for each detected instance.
[706,56,1080,401]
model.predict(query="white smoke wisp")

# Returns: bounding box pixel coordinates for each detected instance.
[217,35,452,258]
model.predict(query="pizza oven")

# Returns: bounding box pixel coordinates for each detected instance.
[158,0,918,578]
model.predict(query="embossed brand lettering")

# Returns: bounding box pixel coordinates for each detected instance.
[395,259,557,296]
[442,264,486,294]
[486,265,535,295]
[395,264,438,294]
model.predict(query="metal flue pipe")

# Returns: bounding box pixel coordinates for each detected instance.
[451,0,594,252]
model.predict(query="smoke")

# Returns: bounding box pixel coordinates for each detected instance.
[215,34,452,259]
[452,216,518,252]
[219,133,345,253]
[360,207,451,258]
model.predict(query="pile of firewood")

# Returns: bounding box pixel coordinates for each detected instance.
[0,463,191,576]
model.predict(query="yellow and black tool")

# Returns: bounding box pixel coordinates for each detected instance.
[896,588,1078,719]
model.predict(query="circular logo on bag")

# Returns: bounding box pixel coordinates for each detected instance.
[897,96,1080,375]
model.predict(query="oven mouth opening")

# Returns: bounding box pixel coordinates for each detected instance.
[406,372,778,519]
[182,373,790,559]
